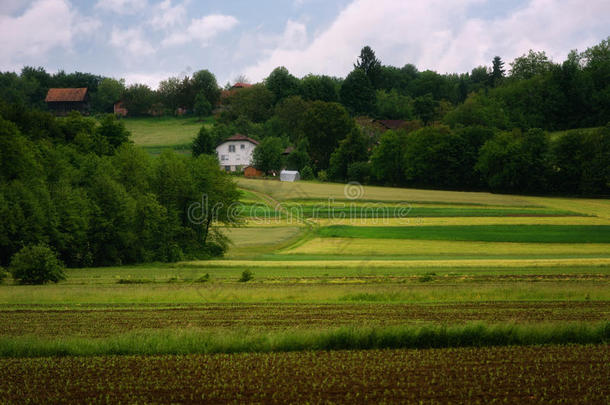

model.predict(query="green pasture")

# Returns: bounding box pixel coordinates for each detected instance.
[124,116,212,153]
[317,225,610,243]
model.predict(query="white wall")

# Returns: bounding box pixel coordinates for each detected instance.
[216,140,256,170]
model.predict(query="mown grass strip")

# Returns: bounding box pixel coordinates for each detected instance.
[1,322,607,358]
[318,225,610,243]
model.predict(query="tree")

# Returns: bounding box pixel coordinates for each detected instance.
[510,50,553,80]
[192,69,221,108]
[302,101,354,170]
[192,125,217,157]
[376,89,414,119]
[476,129,550,193]
[224,84,274,122]
[301,74,338,102]
[340,68,376,116]
[253,137,283,174]
[328,127,369,181]
[402,126,468,189]
[158,76,184,112]
[370,130,407,185]
[273,96,310,141]
[443,93,509,129]
[123,84,156,116]
[91,78,125,113]
[413,94,437,125]
[286,142,310,171]
[490,56,505,87]
[265,67,301,103]
[355,46,382,88]
[194,93,212,118]
[10,244,66,284]
[96,114,131,150]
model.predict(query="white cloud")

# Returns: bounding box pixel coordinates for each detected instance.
[243,0,610,82]
[149,0,187,30]
[123,71,174,89]
[162,14,238,47]
[0,0,100,69]
[94,0,147,15]
[110,27,155,57]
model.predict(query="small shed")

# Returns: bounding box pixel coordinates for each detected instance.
[244,166,264,178]
[280,170,300,182]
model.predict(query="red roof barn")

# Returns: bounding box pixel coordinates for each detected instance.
[45,88,89,115]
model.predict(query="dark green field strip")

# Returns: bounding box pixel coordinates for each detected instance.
[283,198,543,208]
[318,225,610,243]
[1,345,608,403]
[1,302,608,338]
[237,204,582,218]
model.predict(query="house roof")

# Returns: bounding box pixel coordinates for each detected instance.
[223,133,260,145]
[232,82,252,89]
[282,146,295,155]
[376,119,407,130]
[45,88,88,102]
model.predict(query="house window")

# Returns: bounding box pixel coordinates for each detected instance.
[224,166,230,171]
[229,145,236,152]
[221,155,227,161]
[240,144,245,150]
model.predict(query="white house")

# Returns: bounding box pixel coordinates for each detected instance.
[216,134,259,172]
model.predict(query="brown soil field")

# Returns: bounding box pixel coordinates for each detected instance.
[0,345,607,404]
[1,301,608,338]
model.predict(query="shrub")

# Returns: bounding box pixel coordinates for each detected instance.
[0,267,7,284]
[300,165,314,180]
[239,269,253,282]
[9,245,66,285]
[347,161,371,183]
[317,170,328,182]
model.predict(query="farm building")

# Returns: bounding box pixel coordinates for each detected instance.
[280,170,300,182]
[216,134,259,172]
[244,166,264,178]
[113,101,128,117]
[45,88,89,115]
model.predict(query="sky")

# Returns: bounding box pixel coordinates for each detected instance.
[0,0,608,89]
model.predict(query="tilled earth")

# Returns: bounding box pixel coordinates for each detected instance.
[0,345,608,404]
[1,301,608,337]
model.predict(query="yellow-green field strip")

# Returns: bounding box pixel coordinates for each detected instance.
[190,257,610,268]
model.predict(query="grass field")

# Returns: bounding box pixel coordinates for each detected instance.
[124,116,212,154]
[1,179,609,403]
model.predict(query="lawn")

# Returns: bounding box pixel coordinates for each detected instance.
[123,115,212,153]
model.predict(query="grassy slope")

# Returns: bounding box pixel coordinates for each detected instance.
[124,116,213,153]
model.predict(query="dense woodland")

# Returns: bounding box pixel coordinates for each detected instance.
[0,107,240,268]
[1,38,609,269]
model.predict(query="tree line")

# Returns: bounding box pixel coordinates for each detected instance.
[0,102,239,271]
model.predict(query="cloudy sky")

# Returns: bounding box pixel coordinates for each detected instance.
[1,0,608,88]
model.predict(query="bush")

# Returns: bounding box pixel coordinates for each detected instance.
[9,245,66,285]
[300,165,314,180]
[347,161,371,183]
[0,267,7,283]
[239,269,253,282]
[317,170,328,182]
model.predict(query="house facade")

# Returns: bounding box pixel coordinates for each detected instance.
[216,134,259,172]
